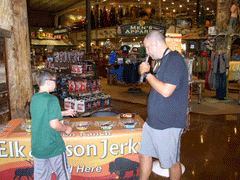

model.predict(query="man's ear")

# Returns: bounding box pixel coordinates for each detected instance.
[153,40,159,46]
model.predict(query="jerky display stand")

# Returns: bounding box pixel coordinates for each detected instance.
[43,51,113,117]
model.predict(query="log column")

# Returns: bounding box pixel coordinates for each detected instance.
[5,0,33,119]
[215,0,234,98]
[216,0,232,32]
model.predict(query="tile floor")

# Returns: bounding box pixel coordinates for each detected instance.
[111,99,240,180]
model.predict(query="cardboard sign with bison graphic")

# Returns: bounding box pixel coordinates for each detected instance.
[0,118,143,179]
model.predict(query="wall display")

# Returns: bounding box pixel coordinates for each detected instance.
[0,116,143,179]
[52,50,84,64]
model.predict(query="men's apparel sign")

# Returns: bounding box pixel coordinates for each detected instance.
[117,21,165,36]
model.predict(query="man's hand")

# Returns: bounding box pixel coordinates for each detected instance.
[62,109,76,117]
[139,62,150,75]
[65,126,72,135]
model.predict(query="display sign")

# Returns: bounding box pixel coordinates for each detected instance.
[0,117,143,180]
[208,26,217,36]
[31,32,68,40]
[165,33,182,53]
[117,21,165,36]
[53,26,70,36]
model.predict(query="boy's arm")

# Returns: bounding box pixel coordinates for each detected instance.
[61,109,76,117]
[49,119,72,134]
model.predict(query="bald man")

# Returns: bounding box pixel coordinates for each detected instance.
[138,30,188,180]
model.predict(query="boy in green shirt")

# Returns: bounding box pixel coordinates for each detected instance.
[30,68,76,180]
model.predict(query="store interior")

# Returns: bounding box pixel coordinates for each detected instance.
[0,0,240,179]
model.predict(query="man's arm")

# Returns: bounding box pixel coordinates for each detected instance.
[139,61,177,97]
[50,119,72,134]
[146,74,177,98]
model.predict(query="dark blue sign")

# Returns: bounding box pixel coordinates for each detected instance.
[117,21,165,36]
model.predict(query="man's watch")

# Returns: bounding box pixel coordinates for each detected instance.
[143,71,151,79]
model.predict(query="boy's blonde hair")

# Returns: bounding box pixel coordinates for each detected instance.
[36,68,56,86]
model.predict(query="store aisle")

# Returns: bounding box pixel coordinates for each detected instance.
[111,99,240,180]
[102,77,240,115]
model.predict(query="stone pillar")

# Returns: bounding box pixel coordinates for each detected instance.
[5,0,33,119]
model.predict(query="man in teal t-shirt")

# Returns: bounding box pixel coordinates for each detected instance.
[30,68,76,180]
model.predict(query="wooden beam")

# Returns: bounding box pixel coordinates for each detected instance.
[5,0,33,119]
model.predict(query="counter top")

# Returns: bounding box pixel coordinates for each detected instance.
[0,115,144,139]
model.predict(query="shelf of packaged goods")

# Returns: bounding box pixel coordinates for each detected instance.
[68,89,103,97]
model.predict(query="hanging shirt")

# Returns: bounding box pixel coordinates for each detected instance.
[211,53,229,74]
[120,45,131,54]
[109,51,117,64]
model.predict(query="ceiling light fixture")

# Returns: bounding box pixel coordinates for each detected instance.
[206,7,210,10]
[180,5,182,7]
[149,2,151,5]
[173,9,176,12]
[166,7,168,10]
[172,2,174,5]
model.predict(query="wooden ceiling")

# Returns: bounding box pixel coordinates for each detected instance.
[29,0,217,20]
[28,0,80,13]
